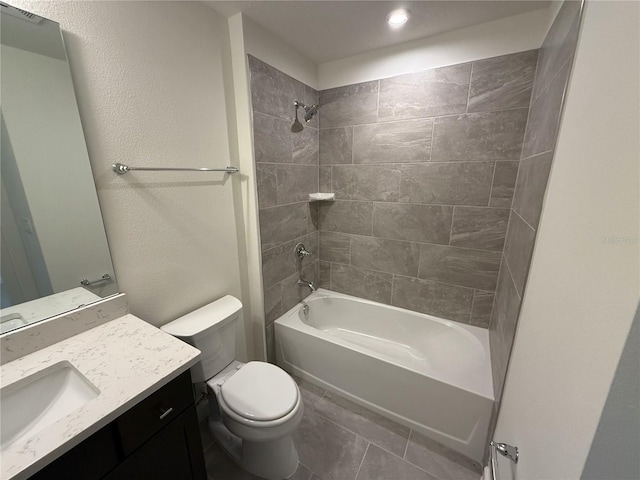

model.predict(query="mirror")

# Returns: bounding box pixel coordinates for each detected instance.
[0,2,117,334]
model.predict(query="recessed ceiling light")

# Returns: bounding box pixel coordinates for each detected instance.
[387,8,410,28]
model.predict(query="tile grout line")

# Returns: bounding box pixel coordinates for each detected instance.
[468,290,477,325]
[299,382,480,475]
[376,80,381,123]
[319,106,530,131]
[324,250,497,289]
[310,198,510,210]
[416,244,424,279]
[369,440,445,479]
[300,159,518,167]
[520,148,554,162]
[487,253,505,335]
[303,463,317,480]
[531,54,574,107]
[341,231,505,255]
[354,442,371,480]
[348,427,452,480]
[297,458,321,480]
[403,429,412,460]
[330,163,333,195]
[328,261,333,290]
[261,230,318,255]
[504,253,523,301]
[488,160,499,207]
[350,126,355,165]
[484,286,497,333]
[465,62,475,114]
[428,118,435,161]
[513,207,537,233]
[330,265,486,304]
[305,394,413,462]
[448,206,457,246]
[390,273,396,306]
[316,128,320,193]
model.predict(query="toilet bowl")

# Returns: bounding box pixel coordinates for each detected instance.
[161,296,302,480]
[207,361,303,478]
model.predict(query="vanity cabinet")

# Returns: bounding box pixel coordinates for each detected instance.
[29,370,206,480]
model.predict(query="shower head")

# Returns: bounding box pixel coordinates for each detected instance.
[303,104,319,123]
[292,100,319,132]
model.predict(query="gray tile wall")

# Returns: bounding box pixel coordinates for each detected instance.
[249,0,581,396]
[249,5,582,463]
[488,0,583,407]
[317,50,539,327]
[248,56,319,363]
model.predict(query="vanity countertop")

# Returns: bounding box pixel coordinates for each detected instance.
[0,314,201,480]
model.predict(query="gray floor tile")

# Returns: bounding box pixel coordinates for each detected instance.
[289,463,314,480]
[294,410,368,480]
[314,392,410,457]
[404,431,481,480]
[204,378,483,480]
[293,375,326,412]
[356,444,437,480]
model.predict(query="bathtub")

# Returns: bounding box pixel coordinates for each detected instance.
[274,289,494,462]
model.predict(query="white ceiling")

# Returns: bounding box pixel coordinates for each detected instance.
[206,1,553,64]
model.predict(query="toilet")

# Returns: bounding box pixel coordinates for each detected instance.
[161,295,303,480]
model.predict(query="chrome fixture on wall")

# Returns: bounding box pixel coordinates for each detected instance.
[489,440,519,480]
[294,242,312,262]
[294,243,316,293]
[112,163,238,174]
[490,441,518,463]
[297,279,316,294]
[291,100,319,132]
[80,274,112,286]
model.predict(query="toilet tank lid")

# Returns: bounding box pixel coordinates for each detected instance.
[161,295,242,339]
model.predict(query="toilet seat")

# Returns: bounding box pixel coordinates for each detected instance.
[214,362,300,426]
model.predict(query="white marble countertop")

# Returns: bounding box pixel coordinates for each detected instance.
[0,287,103,334]
[0,314,201,480]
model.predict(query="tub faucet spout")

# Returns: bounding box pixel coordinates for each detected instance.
[297,279,316,293]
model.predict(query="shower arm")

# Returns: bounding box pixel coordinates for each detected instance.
[293,100,318,123]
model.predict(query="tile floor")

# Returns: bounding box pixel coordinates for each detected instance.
[201,377,482,480]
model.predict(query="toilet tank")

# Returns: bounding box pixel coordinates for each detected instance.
[161,295,242,383]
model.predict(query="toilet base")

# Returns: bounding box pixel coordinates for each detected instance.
[242,435,299,479]
[208,416,299,480]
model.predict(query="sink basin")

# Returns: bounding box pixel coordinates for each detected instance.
[1,361,100,448]
[0,313,26,334]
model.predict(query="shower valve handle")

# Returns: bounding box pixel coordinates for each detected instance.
[295,242,312,261]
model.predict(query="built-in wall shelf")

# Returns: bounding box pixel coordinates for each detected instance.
[308,193,335,202]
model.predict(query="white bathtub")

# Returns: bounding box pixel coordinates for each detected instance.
[274,289,494,462]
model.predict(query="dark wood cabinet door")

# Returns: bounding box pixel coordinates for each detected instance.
[26,371,205,480]
[102,405,206,480]
[115,371,193,456]
[28,426,120,480]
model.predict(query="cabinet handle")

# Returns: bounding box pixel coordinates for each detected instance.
[159,407,174,420]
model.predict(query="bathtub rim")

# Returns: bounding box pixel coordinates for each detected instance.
[275,288,494,401]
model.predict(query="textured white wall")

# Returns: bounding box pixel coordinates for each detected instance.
[224,13,266,360]
[494,2,640,478]
[317,7,555,90]
[14,2,245,348]
[242,14,318,90]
